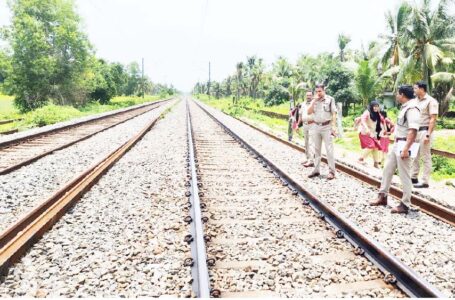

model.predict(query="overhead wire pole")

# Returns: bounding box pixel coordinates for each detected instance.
[141,58,145,99]
[208,62,211,101]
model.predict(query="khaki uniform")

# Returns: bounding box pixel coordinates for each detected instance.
[310,95,337,174]
[299,101,315,163]
[379,99,420,206]
[411,94,439,184]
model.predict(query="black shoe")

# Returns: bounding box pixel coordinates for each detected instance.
[413,183,429,188]
[411,178,419,184]
[308,172,320,178]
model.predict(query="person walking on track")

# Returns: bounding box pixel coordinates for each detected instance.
[357,100,385,168]
[411,81,439,189]
[370,85,420,214]
[307,84,338,180]
[299,90,315,167]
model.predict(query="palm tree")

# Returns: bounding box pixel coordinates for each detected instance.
[235,62,243,104]
[246,56,264,99]
[338,33,351,62]
[398,0,455,91]
[355,60,380,107]
[378,2,411,71]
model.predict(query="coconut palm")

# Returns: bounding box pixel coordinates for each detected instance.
[398,0,455,91]
[338,33,351,62]
[235,62,243,104]
[377,2,412,70]
[246,56,264,99]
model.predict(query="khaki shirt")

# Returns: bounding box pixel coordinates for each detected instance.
[395,99,420,138]
[415,94,438,127]
[299,101,314,123]
[312,95,337,123]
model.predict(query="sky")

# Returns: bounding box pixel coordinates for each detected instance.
[0,0,423,92]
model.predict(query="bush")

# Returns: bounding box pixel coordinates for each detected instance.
[432,155,455,175]
[265,84,289,106]
[23,105,83,127]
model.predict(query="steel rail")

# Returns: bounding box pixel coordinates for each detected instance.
[0,98,172,149]
[0,100,175,276]
[185,100,211,298]
[194,100,445,298]
[0,98,173,175]
[226,113,455,226]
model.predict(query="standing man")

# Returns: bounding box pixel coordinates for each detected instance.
[411,81,439,188]
[298,90,315,167]
[370,85,420,214]
[307,84,337,180]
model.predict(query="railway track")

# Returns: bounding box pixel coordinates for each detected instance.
[0,98,171,175]
[185,100,444,297]
[220,108,455,226]
[0,100,177,277]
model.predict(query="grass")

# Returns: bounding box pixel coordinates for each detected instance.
[0,94,169,133]
[199,94,454,182]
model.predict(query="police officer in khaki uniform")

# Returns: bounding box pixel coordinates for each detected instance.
[298,90,315,167]
[307,84,337,180]
[370,85,420,214]
[411,81,439,188]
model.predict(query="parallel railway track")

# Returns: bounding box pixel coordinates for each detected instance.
[0,100,175,277]
[185,100,444,297]
[220,109,454,226]
[0,98,171,175]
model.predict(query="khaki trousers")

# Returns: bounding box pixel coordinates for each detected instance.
[411,131,433,184]
[379,144,412,206]
[311,124,335,174]
[303,124,314,163]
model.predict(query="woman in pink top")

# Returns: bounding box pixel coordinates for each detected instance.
[378,110,395,165]
[358,101,385,168]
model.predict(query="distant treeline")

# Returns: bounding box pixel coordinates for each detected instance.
[0,0,178,112]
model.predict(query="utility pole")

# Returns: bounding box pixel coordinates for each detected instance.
[141,58,145,98]
[208,62,211,101]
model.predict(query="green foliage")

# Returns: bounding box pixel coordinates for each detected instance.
[355,60,380,107]
[325,64,355,116]
[23,104,83,127]
[7,0,93,112]
[432,155,455,177]
[264,83,289,106]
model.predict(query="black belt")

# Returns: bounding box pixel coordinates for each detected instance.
[315,120,330,126]
[419,126,429,131]
[395,137,406,142]
[303,121,315,125]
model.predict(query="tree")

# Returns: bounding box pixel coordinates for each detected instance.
[377,3,411,71]
[124,62,142,96]
[235,62,243,104]
[355,60,380,107]
[326,64,355,116]
[338,33,351,62]
[0,49,12,94]
[398,0,455,92]
[6,0,92,111]
[246,56,264,99]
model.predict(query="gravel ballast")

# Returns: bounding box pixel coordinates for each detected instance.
[0,100,192,297]
[0,100,175,233]
[197,99,455,297]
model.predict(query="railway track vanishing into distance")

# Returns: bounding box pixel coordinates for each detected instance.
[0,100,176,278]
[0,99,171,175]
[184,100,444,297]
[0,98,451,297]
